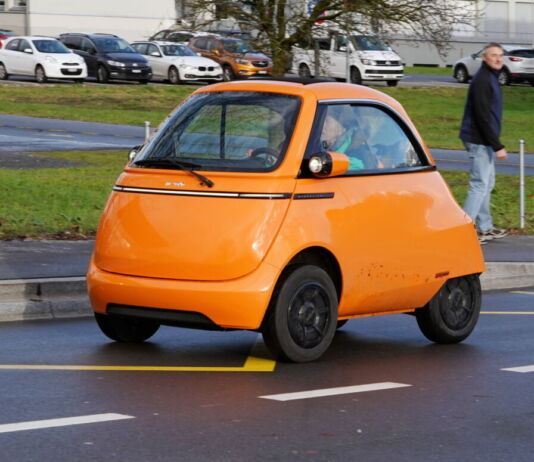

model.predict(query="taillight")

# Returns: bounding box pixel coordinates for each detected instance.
[509,57,523,62]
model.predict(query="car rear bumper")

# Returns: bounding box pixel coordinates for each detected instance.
[87,257,279,330]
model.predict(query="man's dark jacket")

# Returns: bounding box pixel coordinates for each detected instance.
[459,61,504,151]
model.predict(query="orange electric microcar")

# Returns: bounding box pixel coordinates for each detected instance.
[87,79,485,362]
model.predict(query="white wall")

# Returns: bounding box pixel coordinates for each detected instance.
[27,0,177,41]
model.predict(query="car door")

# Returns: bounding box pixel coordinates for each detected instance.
[17,38,35,75]
[466,49,483,77]
[330,35,348,79]
[79,38,98,77]
[296,101,460,315]
[146,43,165,78]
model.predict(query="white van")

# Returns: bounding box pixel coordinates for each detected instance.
[292,34,403,86]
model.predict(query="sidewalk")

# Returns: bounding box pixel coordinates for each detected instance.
[0,236,533,322]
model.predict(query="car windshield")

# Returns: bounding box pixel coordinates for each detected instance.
[32,40,70,54]
[222,39,255,54]
[93,37,135,53]
[136,91,301,172]
[161,44,197,57]
[350,36,391,51]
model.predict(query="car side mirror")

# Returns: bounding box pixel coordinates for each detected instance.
[338,46,347,52]
[150,51,161,57]
[128,145,143,161]
[471,53,477,59]
[23,48,33,54]
[89,48,96,55]
[307,151,349,178]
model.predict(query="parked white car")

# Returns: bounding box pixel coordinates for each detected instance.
[131,41,222,84]
[292,34,403,86]
[0,36,87,83]
[453,45,534,86]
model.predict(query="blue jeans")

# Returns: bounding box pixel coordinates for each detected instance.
[463,142,495,232]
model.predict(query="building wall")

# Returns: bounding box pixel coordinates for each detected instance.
[2,0,177,41]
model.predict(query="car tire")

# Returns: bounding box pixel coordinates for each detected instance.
[222,65,234,81]
[95,313,160,343]
[498,68,511,86]
[298,63,311,78]
[35,65,47,84]
[0,63,8,80]
[168,66,181,84]
[262,265,338,363]
[415,274,481,344]
[386,80,399,87]
[454,65,469,83]
[97,65,109,83]
[350,66,362,85]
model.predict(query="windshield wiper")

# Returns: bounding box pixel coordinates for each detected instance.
[134,158,214,188]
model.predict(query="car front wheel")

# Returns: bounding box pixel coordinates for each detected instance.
[262,265,338,362]
[222,65,234,81]
[97,65,109,83]
[350,66,362,85]
[35,65,47,83]
[415,274,481,344]
[95,313,160,343]
[168,66,180,84]
[0,63,8,80]
[298,63,311,78]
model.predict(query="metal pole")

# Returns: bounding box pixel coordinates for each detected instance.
[144,121,151,143]
[519,139,525,229]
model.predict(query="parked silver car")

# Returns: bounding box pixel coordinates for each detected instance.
[131,41,222,84]
[453,45,534,86]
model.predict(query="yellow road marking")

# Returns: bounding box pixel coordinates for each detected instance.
[481,311,534,315]
[0,336,277,372]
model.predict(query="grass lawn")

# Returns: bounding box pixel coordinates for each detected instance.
[404,66,451,76]
[1,84,534,151]
[0,151,532,239]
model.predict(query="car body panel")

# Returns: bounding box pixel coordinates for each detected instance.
[87,80,484,331]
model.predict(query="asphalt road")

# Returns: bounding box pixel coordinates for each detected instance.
[0,287,532,461]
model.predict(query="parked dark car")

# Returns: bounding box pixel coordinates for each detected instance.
[58,33,152,83]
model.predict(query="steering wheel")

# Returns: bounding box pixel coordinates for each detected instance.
[249,147,279,167]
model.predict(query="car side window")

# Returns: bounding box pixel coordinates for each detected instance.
[133,43,147,55]
[307,103,425,174]
[147,44,159,56]
[79,38,95,53]
[334,36,347,52]
[194,38,207,50]
[19,39,30,52]
[5,39,20,51]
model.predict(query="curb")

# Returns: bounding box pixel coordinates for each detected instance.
[0,277,91,322]
[0,263,533,323]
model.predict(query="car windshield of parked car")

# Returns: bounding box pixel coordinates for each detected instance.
[350,36,391,52]
[161,44,197,57]
[222,40,255,54]
[136,91,301,172]
[32,40,70,54]
[93,37,135,53]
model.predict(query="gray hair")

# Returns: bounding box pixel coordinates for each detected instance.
[482,43,503,56]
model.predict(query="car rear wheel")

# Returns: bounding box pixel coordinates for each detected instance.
[415,274,481,344]
[350,66,362,85]
[386,80,398,87]
[0,63,8,80]
[298,63,311,78]
[454,65,469,83]
[222,65,234,81]
[95,313,160,343]
[262,265,338,363]
[97,65,109,83]
[498,68,511,86]
[168,66,180,84]
[35,65,47,84]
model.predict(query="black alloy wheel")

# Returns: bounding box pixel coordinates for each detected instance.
[262,265,338,362]
[498,68,511,86]
[454,65,469,83]
[415,274,481,344]
[97,65,109,83]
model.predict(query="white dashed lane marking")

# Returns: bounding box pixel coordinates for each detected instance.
[259,382,412,401]
[0,413,134,434]
[501,365,534,373]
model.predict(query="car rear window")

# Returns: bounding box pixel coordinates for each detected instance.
[135,91,301,172]
[510,49,534,59]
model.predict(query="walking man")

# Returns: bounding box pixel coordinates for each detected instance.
[460,42,509,244]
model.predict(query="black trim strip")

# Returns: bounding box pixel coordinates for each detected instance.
[113,185,292,199]
[293,192,335,200]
